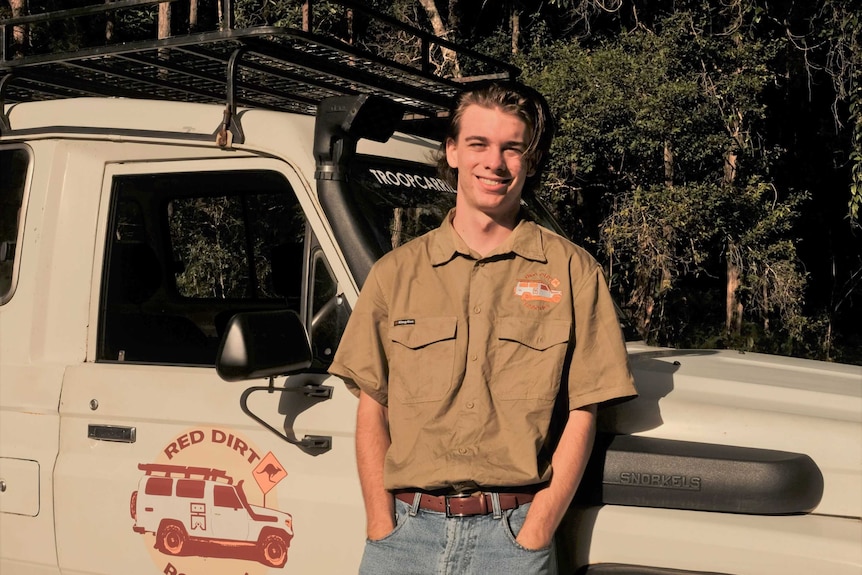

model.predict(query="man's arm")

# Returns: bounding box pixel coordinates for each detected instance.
[515,403,597,550]
[356,390,396,540]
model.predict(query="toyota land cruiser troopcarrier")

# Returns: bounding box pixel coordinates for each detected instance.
[0,2,860,575]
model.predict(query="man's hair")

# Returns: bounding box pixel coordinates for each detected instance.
[436,81,555,196]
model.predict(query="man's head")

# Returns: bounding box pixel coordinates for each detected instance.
[437,81,554,198]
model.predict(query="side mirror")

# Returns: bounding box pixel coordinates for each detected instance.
[216,310,312,382]
[215,310,331,454]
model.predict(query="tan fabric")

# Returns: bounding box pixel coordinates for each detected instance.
[329,210,636,491]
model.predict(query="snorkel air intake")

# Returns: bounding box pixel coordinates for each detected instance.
[314,95,403,287]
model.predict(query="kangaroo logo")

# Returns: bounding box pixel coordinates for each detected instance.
[256,463,284,483]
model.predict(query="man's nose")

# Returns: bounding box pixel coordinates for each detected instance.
[484,147,507,172]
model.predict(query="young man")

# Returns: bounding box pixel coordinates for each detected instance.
[329,82,636,574]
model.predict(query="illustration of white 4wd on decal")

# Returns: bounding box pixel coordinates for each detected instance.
[129,464,293,568]
[514,280,563,303]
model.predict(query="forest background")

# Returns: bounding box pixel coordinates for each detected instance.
[3,0,861,365]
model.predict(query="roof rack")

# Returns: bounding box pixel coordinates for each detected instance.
[138,462,235,484]
[0,0,518,138]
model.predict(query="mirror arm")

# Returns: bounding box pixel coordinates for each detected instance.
[240,377,333,454]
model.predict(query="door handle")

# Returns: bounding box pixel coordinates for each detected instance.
[88,424,136,443]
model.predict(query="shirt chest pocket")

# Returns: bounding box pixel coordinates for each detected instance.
[389,316,458,403]
[492,318,572,401]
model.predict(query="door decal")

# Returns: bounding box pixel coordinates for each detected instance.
[130,427,293,573]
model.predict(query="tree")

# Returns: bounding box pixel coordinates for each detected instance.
[521,8,811,353]
[6,0,28,57]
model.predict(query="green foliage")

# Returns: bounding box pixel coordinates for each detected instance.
[851,90,862,224]
[168,192,303,300]
[599,183,719,340]
[170,196,250,299]
[520,8,821,357]
[813,0,861,224]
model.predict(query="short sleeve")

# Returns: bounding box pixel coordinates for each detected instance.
[567,263,637,409]
[328,262,391,406]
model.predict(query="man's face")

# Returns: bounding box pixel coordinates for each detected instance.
[446,104,532,221]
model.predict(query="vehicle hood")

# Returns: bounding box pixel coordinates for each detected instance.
[249,505,293,530]
[601,344,862,518]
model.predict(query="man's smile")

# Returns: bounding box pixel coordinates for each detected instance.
[477,175,512,187]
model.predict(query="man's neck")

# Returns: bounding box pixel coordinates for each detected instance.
[451,208,519,257]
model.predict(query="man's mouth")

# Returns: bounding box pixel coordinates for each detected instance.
[477,176,510,186]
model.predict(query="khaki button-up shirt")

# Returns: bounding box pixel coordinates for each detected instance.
[329,211,636,491]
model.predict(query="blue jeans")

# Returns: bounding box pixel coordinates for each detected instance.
[358,495,557,575]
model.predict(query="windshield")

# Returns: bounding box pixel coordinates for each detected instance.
[348,155,564,255]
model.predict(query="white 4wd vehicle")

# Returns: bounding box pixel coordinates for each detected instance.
[0,2,859,575]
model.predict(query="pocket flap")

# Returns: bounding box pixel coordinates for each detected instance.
[497,317,571,351]
[390,316,458,349]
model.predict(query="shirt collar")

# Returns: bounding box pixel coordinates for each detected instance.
[429,208,547,266]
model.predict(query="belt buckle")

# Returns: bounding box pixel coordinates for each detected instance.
[445,492,480,518]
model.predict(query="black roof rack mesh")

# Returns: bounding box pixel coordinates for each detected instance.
[0,0,519,123]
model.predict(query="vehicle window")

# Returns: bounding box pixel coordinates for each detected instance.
[0,147,30,304]
[144,477,173,496]
[308,240,350,368]
[349,158,456,255]
[98,169,330,366]
[176,479,205,498]
[213,485,241,509]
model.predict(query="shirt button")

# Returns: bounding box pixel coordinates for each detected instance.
[466,401,474,409]
[458,448,468,455]
[470,354,478,361]
[473,306,481,314]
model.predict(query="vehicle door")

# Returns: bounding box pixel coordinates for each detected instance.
[211,484,250,541]
[54,157,365,575]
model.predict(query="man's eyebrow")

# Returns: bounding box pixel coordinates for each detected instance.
[463,135,527,148]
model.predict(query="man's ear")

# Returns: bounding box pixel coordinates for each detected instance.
[526,151,542,177]
[445,138,458,169]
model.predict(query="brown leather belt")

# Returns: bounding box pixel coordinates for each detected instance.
[395,491,535,517]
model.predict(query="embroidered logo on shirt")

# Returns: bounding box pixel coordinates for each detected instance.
[393,319,416,326]
[514,273,563,310]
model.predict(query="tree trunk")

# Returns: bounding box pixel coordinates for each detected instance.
[391,208,404,249]
[158,2,171,39]
[189,0,198,32]
[724,114,743,335]
[417,0,461,77]
[726,241,743,334]
[9,0,28,57]
[448,0,461,36]
[302,0,312,32]
[663,140,674,188]
[157,2,171,75]
[104,0,114,42]
[511,6,520,54]
[724,148,738,184]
